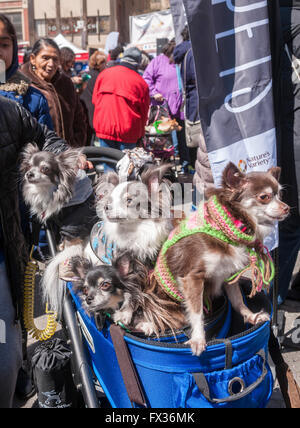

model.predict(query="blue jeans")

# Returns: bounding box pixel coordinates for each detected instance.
[96,138,136,152]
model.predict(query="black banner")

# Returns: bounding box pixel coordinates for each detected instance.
[182,0,278,186]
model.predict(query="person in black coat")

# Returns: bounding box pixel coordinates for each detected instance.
[173,26,214,194]
[80,50,107,145]
[277,2,300,304]
[0,95,67,407]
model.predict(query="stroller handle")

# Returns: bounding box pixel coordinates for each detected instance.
[82,146,124,162]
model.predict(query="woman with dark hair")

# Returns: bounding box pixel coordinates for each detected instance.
[0,14,52,128]
[21,38,87,147]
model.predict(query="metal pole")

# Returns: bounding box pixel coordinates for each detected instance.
[45,225,99,408]
[63,293,100,408]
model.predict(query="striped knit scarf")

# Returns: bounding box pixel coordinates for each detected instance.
[154,195,274,304]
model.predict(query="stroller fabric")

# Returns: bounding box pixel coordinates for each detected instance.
[67,280,273,408]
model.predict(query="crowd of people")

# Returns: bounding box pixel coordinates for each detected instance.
[0,14,199,408]
[0,11,300,409]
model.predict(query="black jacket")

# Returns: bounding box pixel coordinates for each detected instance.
[173,41,200,122]
[0,95,67,320]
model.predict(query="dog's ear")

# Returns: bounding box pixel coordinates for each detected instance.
[222,162,247,190]
[57,148,82,174]
[95,172,119,198]
[113,252,133,278]
[95,172,119,209]
[70,256,92,280]
[141,163,172,195]
[20,143,40,173]
[55,148,81,198]
[268,166,281,182]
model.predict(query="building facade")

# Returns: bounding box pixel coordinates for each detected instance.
[0,0,170,48]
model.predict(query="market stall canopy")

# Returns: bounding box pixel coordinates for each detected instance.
[54,34,89,62]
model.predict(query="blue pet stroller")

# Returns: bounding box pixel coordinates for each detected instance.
[36,147,275,409]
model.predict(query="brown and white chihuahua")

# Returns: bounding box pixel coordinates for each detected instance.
[151,162,290,356]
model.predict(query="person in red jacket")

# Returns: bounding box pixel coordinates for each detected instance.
[92,47,150,151]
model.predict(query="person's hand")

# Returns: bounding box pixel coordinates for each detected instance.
[153,93,164,102]
[72,75,83,85]
[78,154,93,170]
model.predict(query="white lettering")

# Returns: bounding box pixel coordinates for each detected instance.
[220,55,271,77]
[215,19,269,52]
[0,319,6,344]
[291,319,300,345]
[212,0,267,13]
[224,80,272,113]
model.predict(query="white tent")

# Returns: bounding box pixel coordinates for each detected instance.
[54,34,89,61]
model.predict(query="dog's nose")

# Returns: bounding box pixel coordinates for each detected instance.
[26,171,34,180]
[282,203,290,215]
[86,296,94,305]
[104,204,112,213]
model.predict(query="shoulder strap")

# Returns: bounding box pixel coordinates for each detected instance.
[110,324,148,408]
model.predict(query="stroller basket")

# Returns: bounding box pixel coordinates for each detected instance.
[67,281,273,409]
[141,133,175,159]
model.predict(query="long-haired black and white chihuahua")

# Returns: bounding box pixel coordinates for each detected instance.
[20,143,82,223]
[94,163,174,263]
[71,253,186,337]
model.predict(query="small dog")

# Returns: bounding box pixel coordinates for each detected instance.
[70,256,127,316]
[21,143,82,222]
[145,117,182,134]
[151,162,290,356]
[94,163,175,264]
[42,164,175,316]
[71,253,186,336]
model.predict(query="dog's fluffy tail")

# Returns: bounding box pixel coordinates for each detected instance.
[41,244,84,317]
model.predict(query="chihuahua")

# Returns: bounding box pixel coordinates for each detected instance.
[94,163,175,264]
[71,253,186,336]
[151,162,290,356]
[20,143,82,222]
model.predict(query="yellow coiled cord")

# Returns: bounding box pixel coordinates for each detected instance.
[23,246,58,341]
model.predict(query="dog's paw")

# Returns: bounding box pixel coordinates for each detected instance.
[186,338,207,356]
[113,309,133,326]
[136,322,155,337]
[244,310,270,325]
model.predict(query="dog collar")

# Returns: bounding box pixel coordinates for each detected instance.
[154,196,274,303]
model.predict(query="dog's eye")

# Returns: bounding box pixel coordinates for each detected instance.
[127,197,133,206]
[100,282,111,291]
[258,194,272,204]
[82,287,89,296]
[40,166,49,174]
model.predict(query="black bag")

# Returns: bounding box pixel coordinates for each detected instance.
[31,338,79,408]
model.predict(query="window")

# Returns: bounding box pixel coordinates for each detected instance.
[35,20,47,38]
[5,12,23,40]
